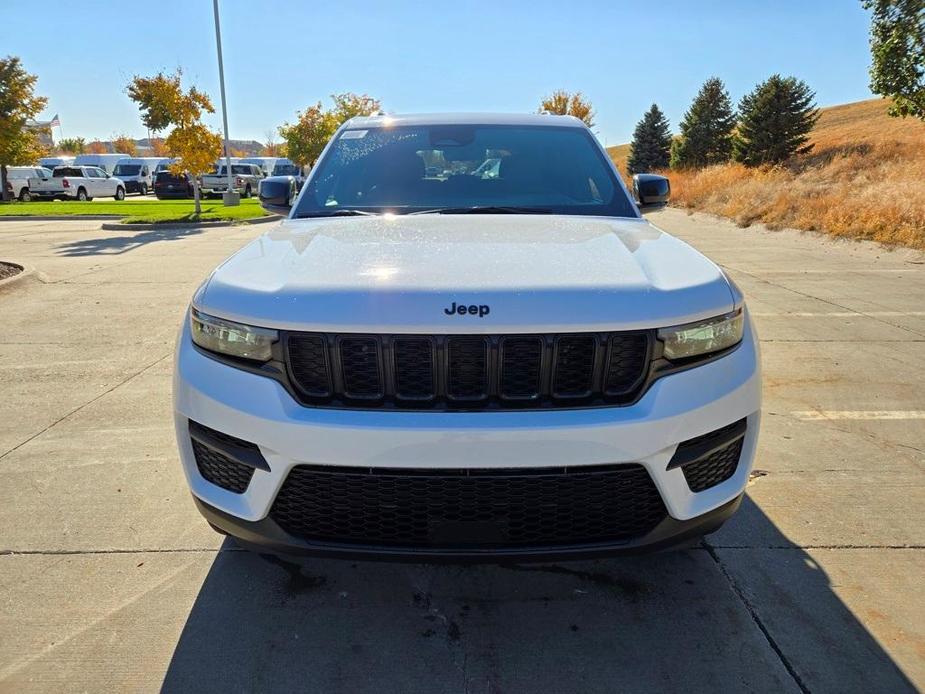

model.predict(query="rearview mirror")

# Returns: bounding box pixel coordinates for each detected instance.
[259,175,297,216]
[632,174,670,212]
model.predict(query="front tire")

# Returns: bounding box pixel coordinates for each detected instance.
[114,187,125,201]
[76,187,88,202]
[19,188,32,202]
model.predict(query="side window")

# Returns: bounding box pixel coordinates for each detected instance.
[89,168,103,178]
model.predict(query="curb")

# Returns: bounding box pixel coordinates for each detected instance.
[100,215,278,231]
[0,215,123,222]
[0,261,33,291]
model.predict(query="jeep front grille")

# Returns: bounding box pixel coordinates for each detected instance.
[284,331,652,409]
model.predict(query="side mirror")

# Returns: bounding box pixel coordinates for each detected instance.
[632,173,670,212]
[258,175,296,216]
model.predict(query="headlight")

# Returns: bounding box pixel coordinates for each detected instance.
[658,308,744,361]
[190,308,278,362]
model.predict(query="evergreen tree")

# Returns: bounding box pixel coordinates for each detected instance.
[733,75,820,166]
[627,104,671,173]
[670,77,736,169]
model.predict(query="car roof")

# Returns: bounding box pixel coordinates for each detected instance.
[344,112,588,128]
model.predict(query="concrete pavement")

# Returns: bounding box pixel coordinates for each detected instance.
[0,210,922,692]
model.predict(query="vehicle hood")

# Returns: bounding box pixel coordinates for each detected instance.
[196,215,734,332]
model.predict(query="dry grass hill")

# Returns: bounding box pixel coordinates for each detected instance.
[608,98,925,248]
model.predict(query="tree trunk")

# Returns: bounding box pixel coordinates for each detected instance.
[0,165,9,203]
[193,178,201,215]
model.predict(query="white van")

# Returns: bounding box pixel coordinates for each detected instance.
[241,157,301,178]
[111,157,169,195]
[73,153,132,176]
[38,156,75,170]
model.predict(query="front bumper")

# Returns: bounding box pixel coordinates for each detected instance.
[194,492,743,561]
[173,313,761,558]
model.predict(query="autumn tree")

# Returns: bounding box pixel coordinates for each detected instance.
[627,104,672,173]
[262,129,285,156]
[86,141,107,154]
[670,77,736,169]
[863,0,924,119]
[57,137,85,154]
[279,93,380,167]
[0,56,48,201]
[733,75,819,166]
[538,90,595,127]
[127,70,222,213]
[112,134,138,157]
[149,137,169,157]
[331,92,381,122]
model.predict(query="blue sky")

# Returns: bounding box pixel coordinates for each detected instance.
[3,0,875,147]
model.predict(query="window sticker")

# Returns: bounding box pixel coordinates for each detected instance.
[340,130,368,140]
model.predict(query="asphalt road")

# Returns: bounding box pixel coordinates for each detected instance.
[1,210,923,693]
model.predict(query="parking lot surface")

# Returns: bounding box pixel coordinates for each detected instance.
[1,210,923,693]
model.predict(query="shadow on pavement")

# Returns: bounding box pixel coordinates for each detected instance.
[55,227,204,256]
[161,497,915,693]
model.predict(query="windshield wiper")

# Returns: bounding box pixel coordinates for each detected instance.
[295,209,378,218]
[408,206,552,215]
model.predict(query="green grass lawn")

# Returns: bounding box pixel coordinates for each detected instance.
[0,197,267,223]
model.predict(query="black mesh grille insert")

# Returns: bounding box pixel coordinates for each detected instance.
[501,337,543,399]
[191,436,256,494]
[339,338,382,398]
[285,331,652,409]
[553,336,596,397]
[270,464,667,548]
[605,333,650,395]
[682,438,744,492]
[287,335,330,396]
[447,337,488,400]
[394,338,435,400]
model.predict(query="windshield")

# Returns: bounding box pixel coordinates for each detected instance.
[113,164,141,176]
[273,164,300,176]
[293,124,635,218]
[212,165,254,175]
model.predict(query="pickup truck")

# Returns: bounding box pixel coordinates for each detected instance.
[200,163,263,198]
[4,166,53,201]
[29,166,126,201]
[173,113,761,561]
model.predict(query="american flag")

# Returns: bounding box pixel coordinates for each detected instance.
[49,114,60,128]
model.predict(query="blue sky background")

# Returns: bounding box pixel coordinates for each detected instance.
[2,0,876,147]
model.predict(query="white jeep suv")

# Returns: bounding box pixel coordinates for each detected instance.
[173,113,761,560]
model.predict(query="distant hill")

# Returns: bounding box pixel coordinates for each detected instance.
[608,98,923,174]
[609,98,925,248]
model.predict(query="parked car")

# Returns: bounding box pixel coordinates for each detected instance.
[73,153,131,176]
[112,158,168,195]
[4,166,53,201]
[174,112,761,560]
[153,170,194,199]
[200,163,263,198]
[32,166,126,201]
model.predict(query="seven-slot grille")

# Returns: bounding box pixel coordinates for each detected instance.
[284,331,652,409]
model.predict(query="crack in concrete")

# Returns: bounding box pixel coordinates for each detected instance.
[704,542,811,694]
[0,352,172,461]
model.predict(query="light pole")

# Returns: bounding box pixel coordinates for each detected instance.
[212,0,239,206]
